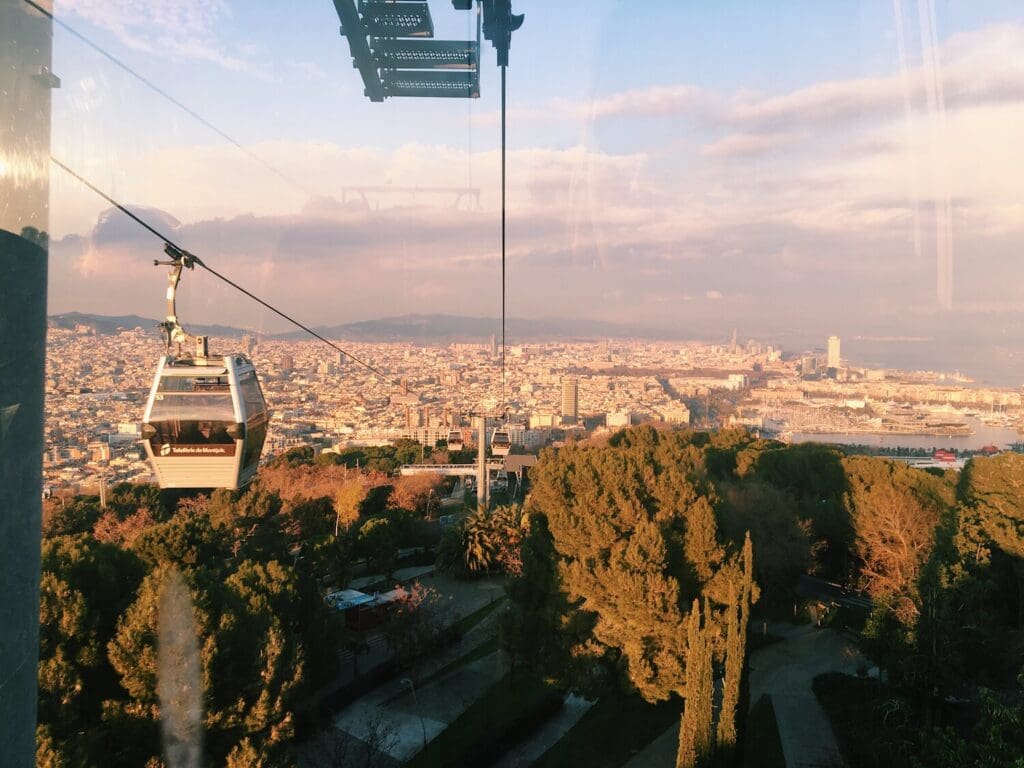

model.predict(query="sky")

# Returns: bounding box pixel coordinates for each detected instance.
[44,0,1024,376]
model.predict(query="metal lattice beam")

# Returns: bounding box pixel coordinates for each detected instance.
[381,69,478,98]
[334,0,487,101]
[333,0,385,101]
[373,38,477,70]
[360,0,434,37]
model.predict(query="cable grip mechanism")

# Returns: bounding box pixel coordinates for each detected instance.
[153,243,207,358]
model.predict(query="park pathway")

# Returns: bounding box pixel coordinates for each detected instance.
[330,600,507,763]
[624,623,863,768]
[492,694,594,768]
[747,623,863,768]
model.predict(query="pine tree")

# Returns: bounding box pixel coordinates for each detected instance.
[685,497,725,585]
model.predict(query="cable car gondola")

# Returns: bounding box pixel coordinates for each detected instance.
[141,246,268,489]
[447,429,464,451]
[490,427,511,457]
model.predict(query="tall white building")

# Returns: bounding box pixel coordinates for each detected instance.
[827,335,841,369]
[561,376,579,424]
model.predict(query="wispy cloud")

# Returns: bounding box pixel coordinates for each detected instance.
[700,132,804,158]
[480,22,1024,145]
[47,18,1024,330]
[285,59,328,81]
[474,84,707,125]
[579,84,706,120]
[59,0,250,72]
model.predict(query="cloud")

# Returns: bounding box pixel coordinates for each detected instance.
[700,132,804,159]
[718,25,1024,133]
[49,109,1024,326]
[577,84,706,120]
[286,59,328,80]
[58,0,250,72]
[474,84,707,125]
[481,22,1024,141]
[47,19,1024,335]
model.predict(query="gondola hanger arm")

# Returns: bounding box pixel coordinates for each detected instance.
[154,244,206,356]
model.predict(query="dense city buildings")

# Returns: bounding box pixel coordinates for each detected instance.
[41,324,1024,494]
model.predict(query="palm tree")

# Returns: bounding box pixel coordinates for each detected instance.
[463,511,498,574]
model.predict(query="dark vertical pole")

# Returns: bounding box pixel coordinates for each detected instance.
[500,64,507,411]
[0,0,53,763]
[477,416,488,511]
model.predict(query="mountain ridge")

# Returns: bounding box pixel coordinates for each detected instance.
[47,312,677,342]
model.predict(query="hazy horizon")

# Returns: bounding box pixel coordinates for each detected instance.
[48,307,1023,387]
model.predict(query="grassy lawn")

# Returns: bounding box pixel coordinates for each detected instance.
[406,667,562,768]
[742,695,786,768]
[534,692,682,768]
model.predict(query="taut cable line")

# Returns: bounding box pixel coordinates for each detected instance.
[51,156,410,391]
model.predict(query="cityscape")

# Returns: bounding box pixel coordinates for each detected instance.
[33,317,1024,768]
[7,1,1024,767]
[43,320,1024,495]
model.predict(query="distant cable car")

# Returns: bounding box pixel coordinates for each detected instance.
[447,429,464,451]
[490,427,511,457]
[141,245,269,489]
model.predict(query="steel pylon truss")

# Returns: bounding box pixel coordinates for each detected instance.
[333,0,480,101]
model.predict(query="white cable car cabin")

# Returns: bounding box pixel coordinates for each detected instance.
[142,354,268,489]
[447,429,464,451]
[140,244,269,489]
[490,427,511,457]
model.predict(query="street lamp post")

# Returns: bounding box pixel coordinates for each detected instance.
[401,677,427,750]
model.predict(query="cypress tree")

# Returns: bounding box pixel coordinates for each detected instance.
[716,533,755,765]
[694,598,714,763]
[716,580,740,755]
[741,532,754,630]
[677,599,714,768]
[677,600,702,768]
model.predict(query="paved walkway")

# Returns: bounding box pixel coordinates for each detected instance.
[335,648,510,762]
[493,694,595,768]
[623,722,679,768]
[623,623,863,768]
[747,623,863,768]
[331,604,508,763]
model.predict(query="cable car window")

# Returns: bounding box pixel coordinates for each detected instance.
[158,375,231,393]
[148,373,237,447]
[147,419,235,447]
[149,392,235,423]
[241,420,267,469]
[238,371,267,418]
